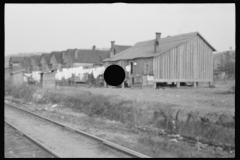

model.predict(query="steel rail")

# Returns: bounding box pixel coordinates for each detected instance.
[5,120,62,158]
[5,101,150,158]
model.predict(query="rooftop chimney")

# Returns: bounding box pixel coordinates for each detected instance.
[74,49,78,59]
[93,45,96,51]
[111,41,115,50]
[62,51,65,60]
[154,32,161,53]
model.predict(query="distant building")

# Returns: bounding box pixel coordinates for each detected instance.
[40,53,51,72]
[62,47,110,68]
[42,71,56,89]
[213,49,235,73]
[109,41,131,58]
[30,55,41,71]
[10,69,25,86]
[49,51,64,70]
[22,57,31,73]
[9,56,24,69]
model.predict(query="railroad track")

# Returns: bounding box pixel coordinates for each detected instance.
[5,120,62,158]
[4,101,150,158]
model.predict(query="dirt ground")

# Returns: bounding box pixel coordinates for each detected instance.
[58,80,235,115]
[4,124,53,158]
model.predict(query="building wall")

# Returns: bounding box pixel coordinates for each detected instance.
[50,55,61,70]
[5,69,10,81]
[153,35,213,82]
[213,52,235,72]
[103,58,153,80]
[64,54,74,68]
[40,57,50,72]
[11,72,24,86]
[23,67,31,73]
[41,63,50,72]
[32,65,40,71]
[42,72,56,89]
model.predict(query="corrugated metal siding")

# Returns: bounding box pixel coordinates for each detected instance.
[153,35,213,81]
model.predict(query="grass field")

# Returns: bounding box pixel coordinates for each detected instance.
[58,80,235,115]
[4,79,235,157]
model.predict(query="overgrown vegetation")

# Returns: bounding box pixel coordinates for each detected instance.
[5,83,235,157]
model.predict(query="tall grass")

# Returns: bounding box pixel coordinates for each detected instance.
[5,81,36,101]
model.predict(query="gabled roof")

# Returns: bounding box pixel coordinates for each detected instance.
[66,49,110,64]
[41,53,51,64]
[67,49,101,64]
[113,45,131,55]
[32,55,41,65]
[9,56,24,63]
[103,32,216,62]
[93,50,110,61]
[22,57,31,67]
[51,51,63,63]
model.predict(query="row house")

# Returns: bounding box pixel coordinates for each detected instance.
[40,53,51,72]
[22,57,31,73]
[49,51,64,70]
[30,55,41,71]
[9,56,24,69]
[63,46,110,68]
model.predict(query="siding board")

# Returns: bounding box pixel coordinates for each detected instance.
[104,34,214,84]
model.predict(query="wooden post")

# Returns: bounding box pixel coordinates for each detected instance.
[122,80,125,88]
[209,81,212,87]
[153,82,157,89]
[129,75,132,87]
[193,82,196,87]
[104,80,107,88]
[177,82,180,88]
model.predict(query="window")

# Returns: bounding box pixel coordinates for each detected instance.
[130,62,134,74]
[144,61,150,75]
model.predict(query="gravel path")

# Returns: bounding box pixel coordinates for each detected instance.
[5,105,130,158]
[4,124,53,158]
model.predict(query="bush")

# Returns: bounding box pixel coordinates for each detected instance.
[5,83,36,101]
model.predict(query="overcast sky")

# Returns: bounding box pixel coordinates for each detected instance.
[5,3,235,56]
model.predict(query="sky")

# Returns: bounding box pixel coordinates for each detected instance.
[5,3,235,56]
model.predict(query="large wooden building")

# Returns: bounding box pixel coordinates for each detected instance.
[103,32,216,88]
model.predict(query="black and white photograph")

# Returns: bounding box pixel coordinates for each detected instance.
[4,3,235,158]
